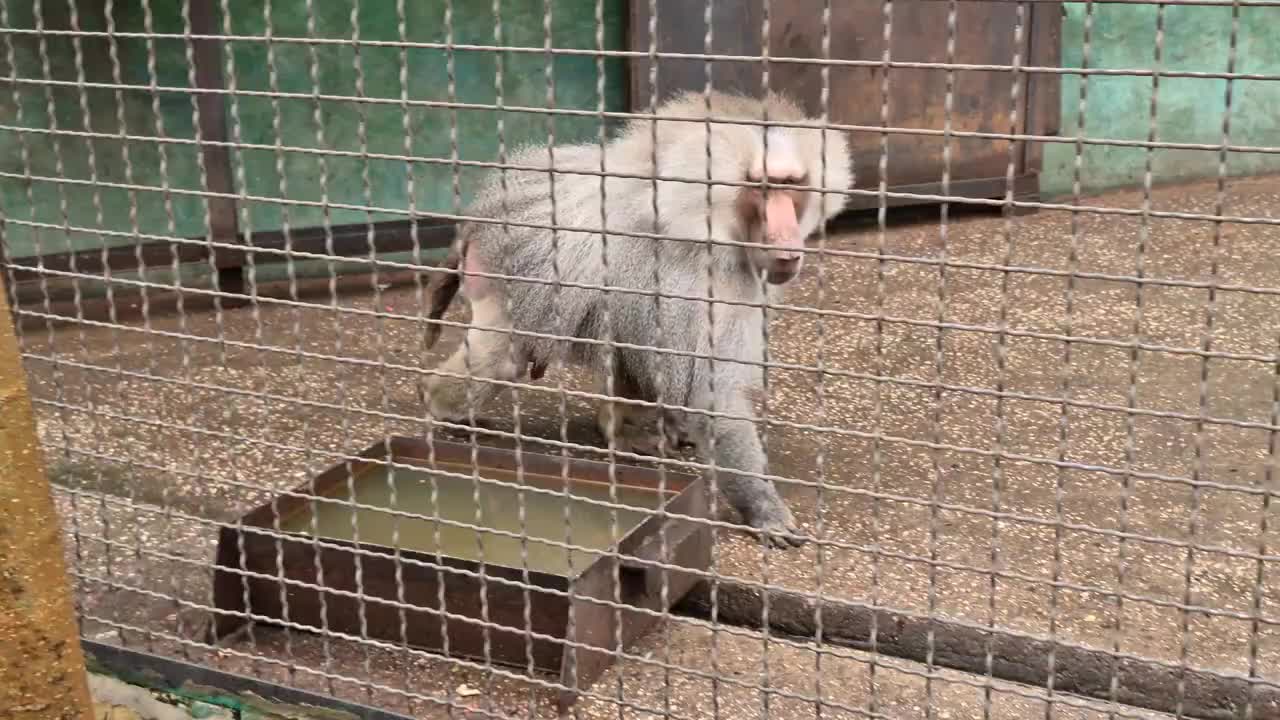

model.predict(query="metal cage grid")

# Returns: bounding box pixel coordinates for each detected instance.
[1,1,1278,719]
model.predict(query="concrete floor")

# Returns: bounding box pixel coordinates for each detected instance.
[16,175,1280,718]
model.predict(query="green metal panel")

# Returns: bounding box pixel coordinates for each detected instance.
[0,0,211,260]
[6,2,1274,272]
[1041,3,1280,198]
[1,0,626,272]
[222,0,628,237]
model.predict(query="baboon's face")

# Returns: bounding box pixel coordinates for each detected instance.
[736,133,812,285]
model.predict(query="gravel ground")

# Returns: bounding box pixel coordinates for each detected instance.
[15,175,1280,718]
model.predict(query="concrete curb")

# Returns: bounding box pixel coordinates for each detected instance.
[674,582,1280,720]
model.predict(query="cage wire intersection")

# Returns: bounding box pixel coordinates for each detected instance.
[1,0,1278,719]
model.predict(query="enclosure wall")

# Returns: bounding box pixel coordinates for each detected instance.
[1040,2,1280,197]
[5,2,1278,276]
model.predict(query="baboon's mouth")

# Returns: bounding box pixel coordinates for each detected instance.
[765,260,801,284]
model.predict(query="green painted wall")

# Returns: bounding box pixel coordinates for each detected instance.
[219,0,626,292]
[1042,2,1280,198]
[0,0,210,259]
[0,0,625,269]
[222,0,627,236]
[3,2,1275,278]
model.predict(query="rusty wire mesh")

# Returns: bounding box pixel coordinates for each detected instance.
[2,0,1278,719]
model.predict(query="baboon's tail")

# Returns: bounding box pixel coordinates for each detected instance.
[422,245,462,349]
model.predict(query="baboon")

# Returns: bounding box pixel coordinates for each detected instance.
[420,90,853,547]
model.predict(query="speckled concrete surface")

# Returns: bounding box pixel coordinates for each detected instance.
[15,175,1280,718]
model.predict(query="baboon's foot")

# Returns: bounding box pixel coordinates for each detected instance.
[738,496,806,549]
[609,425,672,457]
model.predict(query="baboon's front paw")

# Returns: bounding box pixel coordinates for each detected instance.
[422,394,484,428]
[422,385,471,425]
[742,504,806,549]
[423,406,468,426]
[427,414,487,429]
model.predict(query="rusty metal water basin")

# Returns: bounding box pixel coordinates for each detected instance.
[212,436,712,710]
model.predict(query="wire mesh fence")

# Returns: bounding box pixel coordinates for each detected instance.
[2,0,1278,718]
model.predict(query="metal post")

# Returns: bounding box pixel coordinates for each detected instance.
[0,275,95,720]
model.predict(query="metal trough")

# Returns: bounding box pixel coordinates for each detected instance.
[212,436,711,710]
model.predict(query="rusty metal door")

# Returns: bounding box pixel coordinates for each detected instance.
[630,0,1061,206]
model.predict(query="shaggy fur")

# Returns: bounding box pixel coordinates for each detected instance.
[420,90,853,547]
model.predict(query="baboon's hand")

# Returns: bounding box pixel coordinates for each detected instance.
[743,501,806,549]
